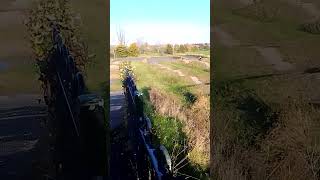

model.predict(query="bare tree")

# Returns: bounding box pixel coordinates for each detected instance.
[116,26,126,45]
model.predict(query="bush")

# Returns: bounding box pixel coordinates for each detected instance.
[119,61,135,82]
[165,44,173,54]
[179,44,187,53]
[115,44,128,58]
[25,0,89,69]
[128,43,139,57]
[300,21,320,34]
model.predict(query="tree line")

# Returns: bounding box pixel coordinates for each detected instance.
[113,43,209,58]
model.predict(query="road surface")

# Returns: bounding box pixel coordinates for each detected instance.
[0,101,48,180]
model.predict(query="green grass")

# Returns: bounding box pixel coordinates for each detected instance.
[213,0,320,178]
[140,87,209,179]
[133,62,192,97]
[160,61,210,82]
[179,49,210,57]
[214,0,320,68]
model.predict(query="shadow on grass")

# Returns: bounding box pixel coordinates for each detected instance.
[168,85,198,106]
[216,81,278,147]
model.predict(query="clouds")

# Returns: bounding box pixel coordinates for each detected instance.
[110,22,210,45]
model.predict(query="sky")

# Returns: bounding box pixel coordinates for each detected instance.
[110,0,210,45]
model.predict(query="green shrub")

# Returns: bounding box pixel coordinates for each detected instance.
[165,44,173,54]
[115,44,128,57]
[128,43,139,57]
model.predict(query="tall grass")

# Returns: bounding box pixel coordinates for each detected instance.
[212,81,320,179]
[140,87,210,179]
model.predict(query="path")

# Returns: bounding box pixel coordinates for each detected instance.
[283,0,320,20]
[110,91,125,130]
[154,63,203,85]
[255,47,293,71]
[109,60,135,179]
[0,95,48,180]
[214,26,294,72]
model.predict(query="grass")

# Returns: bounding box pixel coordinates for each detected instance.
[132,61,196,104]
[128,60,209,178]
[70,0,108,92]
[160,61,210,82]
[140,87,209,179]
[214,0,320,68]
[212,0,320,179]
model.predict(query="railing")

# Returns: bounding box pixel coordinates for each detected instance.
[123,70,173,180]
[41,25,107,180]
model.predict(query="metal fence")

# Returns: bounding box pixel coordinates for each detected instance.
[123,70,173,180]
[43,26,107,180]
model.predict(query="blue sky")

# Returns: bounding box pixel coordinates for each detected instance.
[110,0,210,45]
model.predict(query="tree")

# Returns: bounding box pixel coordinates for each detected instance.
[128,43,139,57]
[116,27,126,45]
[115,44,128,58]
[191,45,199,52]
[179,44,187,53]
[165,44,173,54]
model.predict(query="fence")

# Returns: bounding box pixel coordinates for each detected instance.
[123,70,173,180]
[42,25,107,180]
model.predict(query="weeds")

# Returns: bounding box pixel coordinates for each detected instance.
[213,80,320,180]
[232,1,280,22]
[140,87,209,179]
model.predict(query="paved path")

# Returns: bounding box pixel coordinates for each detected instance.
[110,91,125,130]
[110,91,135,179]
[214,26,294,72]
[0,104,47,180]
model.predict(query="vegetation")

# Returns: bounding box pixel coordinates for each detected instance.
[165,44,173,54]
[128,43,139,57]
[301,21,320,34]
[212,0,320,179]
[119,61,135,82]
[131,61,210,178]
[25,0,89,69]
[115,44,128,58]
[141,88,209,179]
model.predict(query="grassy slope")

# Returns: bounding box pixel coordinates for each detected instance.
[132,61,206,103]
[133,61,210,178]
[214,0,320,101]
[70,0,108,93]
[213,0,320,179]
[160,61,210,82]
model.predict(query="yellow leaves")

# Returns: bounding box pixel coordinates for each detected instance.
[119,61,136,82]
[25,0,88,65]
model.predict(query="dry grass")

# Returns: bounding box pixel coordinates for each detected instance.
[212,97,320,180]
[149,88,210,168]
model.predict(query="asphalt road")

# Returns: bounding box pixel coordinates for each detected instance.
[0,105,47,180]
[110,90,138,179]
[110,91,125,130]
